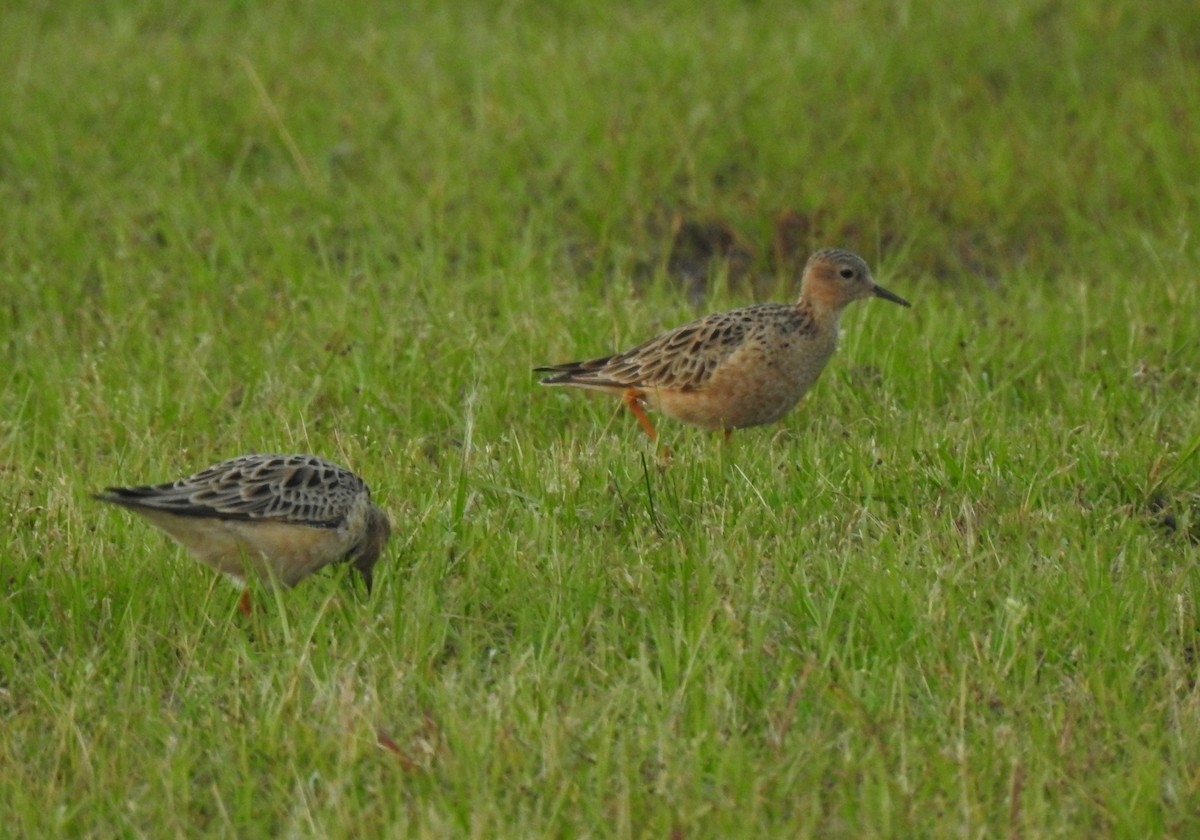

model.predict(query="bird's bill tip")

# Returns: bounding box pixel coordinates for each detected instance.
[872,284,911,307]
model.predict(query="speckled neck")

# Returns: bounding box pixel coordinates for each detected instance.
[794,297,842,339]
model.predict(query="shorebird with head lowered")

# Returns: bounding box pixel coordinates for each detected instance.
[535,248,910,441]
[94,453,391,614]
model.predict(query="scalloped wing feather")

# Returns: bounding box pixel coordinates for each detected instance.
[95,454,368,528]
[538,305,795,392]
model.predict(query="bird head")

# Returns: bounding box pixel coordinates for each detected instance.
[349,504,392,594]
[802,248,911,310]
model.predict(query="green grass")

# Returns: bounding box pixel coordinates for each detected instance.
[3,0,1199,836]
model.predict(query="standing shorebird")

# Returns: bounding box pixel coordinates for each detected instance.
[94,453,391,614]
[535,248,910,441]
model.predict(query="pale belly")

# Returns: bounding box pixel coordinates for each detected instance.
[139,509,352,587]
[650,332,837,430]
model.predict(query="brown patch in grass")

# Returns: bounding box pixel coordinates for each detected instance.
[1148,492,1200,544]
[665,214,756,302]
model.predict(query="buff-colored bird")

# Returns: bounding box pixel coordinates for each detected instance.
[536,248,910,440]
[95,453,390,613]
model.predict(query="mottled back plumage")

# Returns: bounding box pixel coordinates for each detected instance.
[537,303,818,393]
[97,453,370,528]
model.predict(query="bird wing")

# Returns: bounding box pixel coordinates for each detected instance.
[95,454,368,529]
[537,305,781,392]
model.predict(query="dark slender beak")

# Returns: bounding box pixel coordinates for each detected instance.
[358,566,374,595]
[872,283,911,307]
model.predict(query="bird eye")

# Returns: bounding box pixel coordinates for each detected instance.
[839,268,856,279]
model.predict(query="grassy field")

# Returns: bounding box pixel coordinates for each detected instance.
[2,0,1199,836]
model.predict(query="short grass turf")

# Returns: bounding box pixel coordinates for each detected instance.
[2,1,1199,837]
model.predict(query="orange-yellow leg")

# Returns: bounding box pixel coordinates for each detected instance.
[623,390,658,440]
[238,589,253,617]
